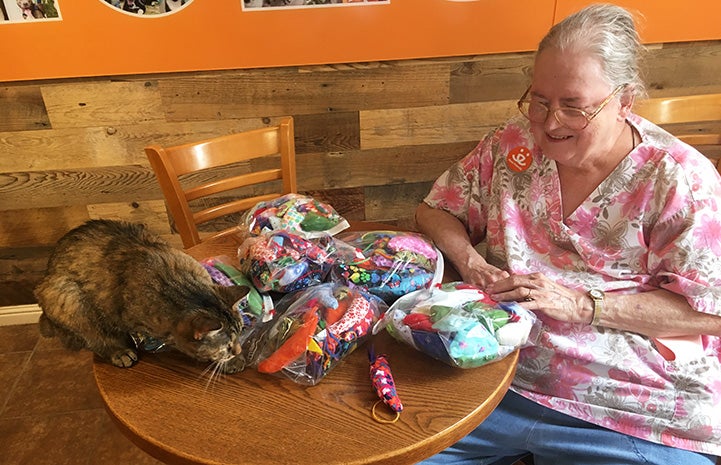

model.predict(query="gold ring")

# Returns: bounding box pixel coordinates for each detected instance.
[524,288,533,302]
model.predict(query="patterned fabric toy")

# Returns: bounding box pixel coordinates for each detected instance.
[369,346,403,423]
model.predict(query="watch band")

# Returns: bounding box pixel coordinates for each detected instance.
[588,289,604,326]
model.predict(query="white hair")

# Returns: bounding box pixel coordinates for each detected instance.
[537,3,647,98]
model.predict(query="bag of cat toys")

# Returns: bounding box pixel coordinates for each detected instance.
[374,282,540,368]
[254,283,386,385]
[237,230,336,293]
[199,256,278,369]
[200,255,276,324]
[330,230,444,305]
[240,193,350,240]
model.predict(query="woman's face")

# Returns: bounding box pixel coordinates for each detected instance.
[529,47,626,168]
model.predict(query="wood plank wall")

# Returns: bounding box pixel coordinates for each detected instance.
[1,40,721,305]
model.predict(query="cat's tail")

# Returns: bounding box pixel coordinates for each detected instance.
[35,278,56,338]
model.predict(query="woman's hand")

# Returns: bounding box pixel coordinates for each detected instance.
[415,203,510,288]
[459,252,510,289]
[485,272,592,325]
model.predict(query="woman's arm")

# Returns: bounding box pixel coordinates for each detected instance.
[485,272,721,338]
[602,289,721,338]
[415,202,509,288]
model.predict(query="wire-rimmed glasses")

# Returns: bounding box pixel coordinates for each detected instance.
[517,85,625,130]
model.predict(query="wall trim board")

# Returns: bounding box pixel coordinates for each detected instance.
[0,304,41,326]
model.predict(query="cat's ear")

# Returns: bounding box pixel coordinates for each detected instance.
[216,285,250,305]
[190,314,223,341]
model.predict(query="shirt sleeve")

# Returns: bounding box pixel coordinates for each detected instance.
[647,155,721,316]
[423,138,489,245]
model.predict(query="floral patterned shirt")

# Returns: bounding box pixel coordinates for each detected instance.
[423,114,721,456]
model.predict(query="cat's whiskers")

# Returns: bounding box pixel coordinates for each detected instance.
[199,360,226,391]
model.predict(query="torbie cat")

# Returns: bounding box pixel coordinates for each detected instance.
[34,219,250,373]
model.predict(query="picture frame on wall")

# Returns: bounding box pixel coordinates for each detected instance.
[2,0,60,22]
[242,0,389,11]
[101,0,190,16]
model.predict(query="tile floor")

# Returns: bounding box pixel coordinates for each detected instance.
[0,323,163,465]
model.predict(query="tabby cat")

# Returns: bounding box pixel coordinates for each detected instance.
[34,219,250,373]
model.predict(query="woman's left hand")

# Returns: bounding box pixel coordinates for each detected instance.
[485,272,592,325]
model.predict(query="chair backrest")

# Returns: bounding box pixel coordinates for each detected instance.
[634,93,721,173]
[145,116,297,248]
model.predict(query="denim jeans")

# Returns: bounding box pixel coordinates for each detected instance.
[417,390,718,465]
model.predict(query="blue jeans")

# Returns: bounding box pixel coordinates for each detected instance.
[418,390,718,465]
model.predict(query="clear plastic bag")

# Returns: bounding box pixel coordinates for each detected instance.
[374,282,540,368]
[199,256,277,369]
[254,283,386,385]
[239,193,350,240]
[237,230,336,293]
[200,255,275,323]
[330,230,443,305]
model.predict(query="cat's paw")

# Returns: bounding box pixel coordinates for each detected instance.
[109,349,139,368]
[221,355,247,374]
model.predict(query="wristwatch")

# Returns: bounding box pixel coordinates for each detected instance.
[588,289,605,326]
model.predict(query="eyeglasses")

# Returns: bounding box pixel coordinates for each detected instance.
[517,85,625,130]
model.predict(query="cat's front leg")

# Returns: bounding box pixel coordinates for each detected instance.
[91,334,140,368]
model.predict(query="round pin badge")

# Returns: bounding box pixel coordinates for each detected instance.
[506,146,532,172]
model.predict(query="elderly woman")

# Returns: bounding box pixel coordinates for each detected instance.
[415,4,721,465]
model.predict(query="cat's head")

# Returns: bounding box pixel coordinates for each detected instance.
[170,285,250,364]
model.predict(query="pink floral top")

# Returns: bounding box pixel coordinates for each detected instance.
[424,114,721,456]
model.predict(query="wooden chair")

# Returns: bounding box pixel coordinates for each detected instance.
[145,117,297,249]
[634,93,721,173]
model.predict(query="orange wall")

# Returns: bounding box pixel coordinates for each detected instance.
[556,1,721,44]
[1,0,719,83]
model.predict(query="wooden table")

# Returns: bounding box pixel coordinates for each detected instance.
[94,225,518,465]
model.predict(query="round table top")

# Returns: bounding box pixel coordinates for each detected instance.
[93,228,518,465]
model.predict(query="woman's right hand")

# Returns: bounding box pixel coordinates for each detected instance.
[415,202,509,288]
[458,251,510,288]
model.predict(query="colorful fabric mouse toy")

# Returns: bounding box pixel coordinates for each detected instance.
[368,346,403,423]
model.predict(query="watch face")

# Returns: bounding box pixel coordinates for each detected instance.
[589,289,604,300]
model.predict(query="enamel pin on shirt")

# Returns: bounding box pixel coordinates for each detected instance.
[506,146,532,172]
